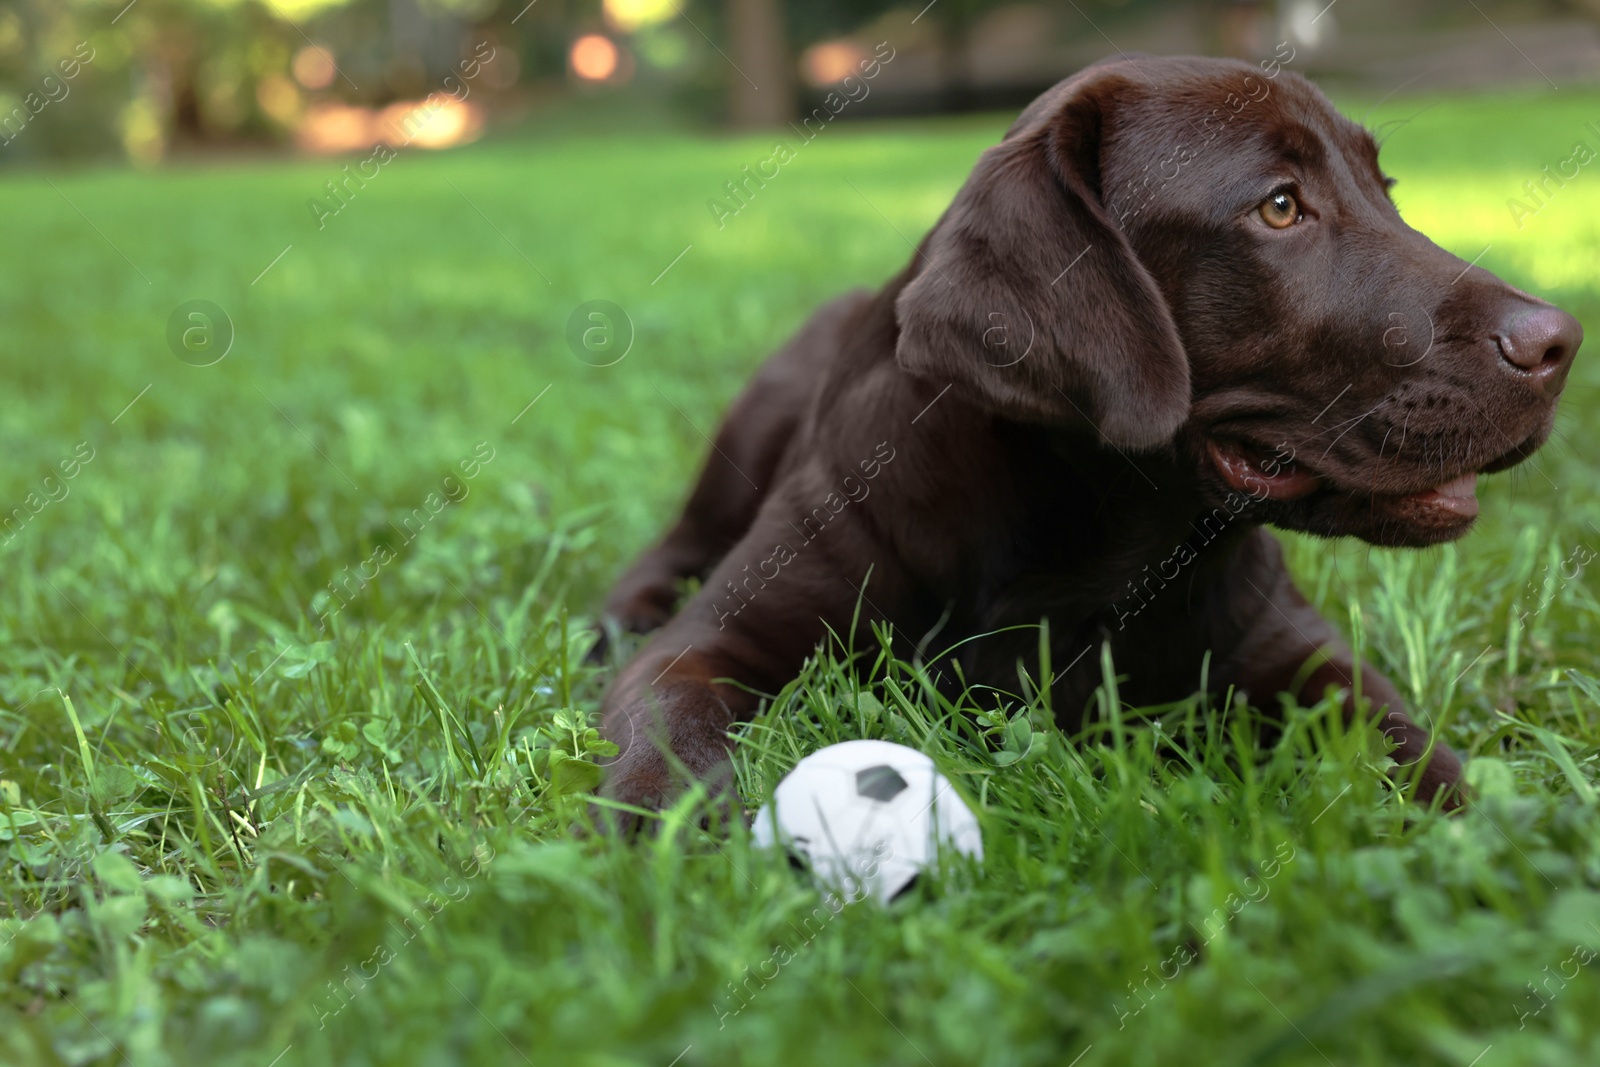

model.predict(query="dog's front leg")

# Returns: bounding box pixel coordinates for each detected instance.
[1220,532,1466,809]
[599,641,750,820]
[599,497,893,824]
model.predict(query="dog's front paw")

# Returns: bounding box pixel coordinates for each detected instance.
[598,739,738,834]
[601,747,676,816]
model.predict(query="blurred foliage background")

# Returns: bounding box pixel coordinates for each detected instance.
[4,0,1600,167]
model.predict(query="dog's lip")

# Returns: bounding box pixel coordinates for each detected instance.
[1207,438,1482,519]
[1400,471,1480,519]
[1207,439,1321,501]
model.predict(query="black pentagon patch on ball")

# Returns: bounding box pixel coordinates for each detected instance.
[855,764,909,802]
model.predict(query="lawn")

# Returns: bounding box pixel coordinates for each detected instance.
[3,84,1600,1067]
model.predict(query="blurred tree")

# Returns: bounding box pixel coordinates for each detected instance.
[2,0,1588,161]
[727,0,793,126]
[1556,0,1600,23]
[784,0,992,110]
[1213,0,1273,57]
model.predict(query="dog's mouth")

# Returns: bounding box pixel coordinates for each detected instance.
[1206,440,1322,502]
[1206,439,1484,526]
[1395,471,1481,518]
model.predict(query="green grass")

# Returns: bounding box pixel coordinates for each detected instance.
[3,85,1600,1066]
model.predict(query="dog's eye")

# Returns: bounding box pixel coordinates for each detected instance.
[1258,192,1301,229]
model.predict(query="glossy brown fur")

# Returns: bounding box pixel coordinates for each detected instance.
[595,56,1582,821]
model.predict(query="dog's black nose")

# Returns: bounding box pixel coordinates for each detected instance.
[1497,304,1583,384]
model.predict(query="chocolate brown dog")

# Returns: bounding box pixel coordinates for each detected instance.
[597,55,1582,818]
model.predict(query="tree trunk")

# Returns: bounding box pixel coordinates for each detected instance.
[727,0,793,128]
[1211,0,1272,59]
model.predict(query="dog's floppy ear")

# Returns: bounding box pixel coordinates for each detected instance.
[894,69,1189,450]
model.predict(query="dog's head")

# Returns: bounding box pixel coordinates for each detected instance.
[895,55,1582,547]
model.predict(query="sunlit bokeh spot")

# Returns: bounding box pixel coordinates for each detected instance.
[379,98,483,149]
[604,0,677,33]
[255,74,302,127]
[296,98,485,154]
[262,0,348,18]
[292,45,337,90]
[571,34,619,82]
[801,40,868,87]
[296,103,371,153]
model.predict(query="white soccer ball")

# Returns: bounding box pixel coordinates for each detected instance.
[753,739,983,903]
